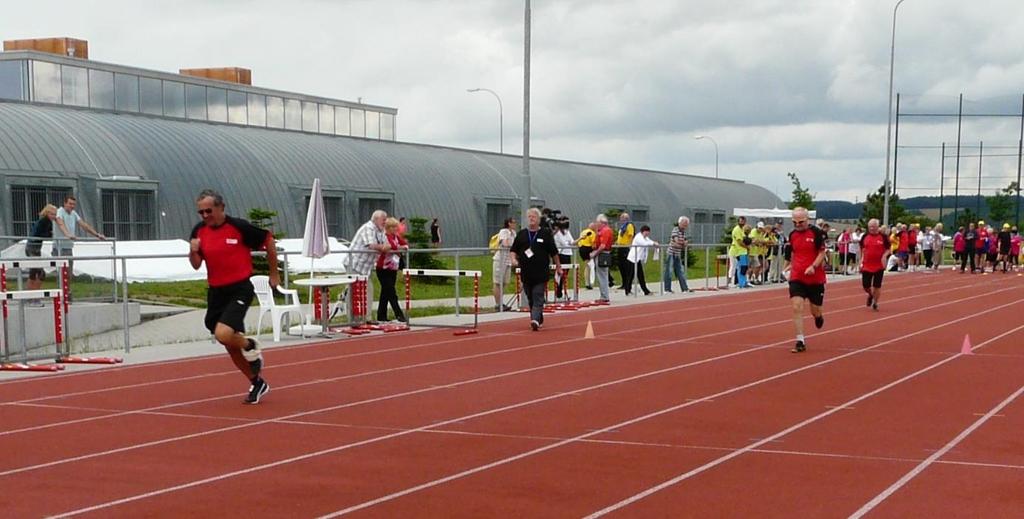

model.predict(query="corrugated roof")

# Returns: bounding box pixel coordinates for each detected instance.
[0,101,782,245]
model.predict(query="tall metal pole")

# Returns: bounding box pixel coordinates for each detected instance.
[882,0,908,227]
[694,135,719,178]
[893,93,901,195]
[953,94,963,225]
[939,142,945,225]
[521,0,531,219]
[1016,93,1023,225]
[977,141,984,217]
[467,88,503,154]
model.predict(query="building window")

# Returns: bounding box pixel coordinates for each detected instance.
[711,212,726,224]
[139,77,163,115]
[334,106,350,136]
[9,185,73,237]
[305,195,343,237]
[693,211,709,224]
[0,60,27,101]
[89,69,114,109]
[350,108,365,137]
[284,98,302,130]
[266,96,284,128]
[207,87,227,122]
[247,93,266,127]
[318,104,335,135]
[114,73,139,112]
[301,101,318,132]
[631,209,649,223]
[31,60,61,104]
[357,197,392,225]
[486,203,512,241]
[101,189,155,240]
[365,111,380,139]
[380,113,395,141]
[60,65,89,107]
[227,90,247,124]
[162,81,185,117]
[185,84,207,120]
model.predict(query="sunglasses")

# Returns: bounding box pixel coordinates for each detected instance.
[197,208,214,215]
[792,219,808,224]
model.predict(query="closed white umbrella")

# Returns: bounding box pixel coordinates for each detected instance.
[302,178,330,262]
[298,178,332,333]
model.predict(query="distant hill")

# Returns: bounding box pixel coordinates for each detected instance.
[813,195,1024,222]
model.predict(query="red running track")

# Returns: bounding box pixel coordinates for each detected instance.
[1,271,1022,517]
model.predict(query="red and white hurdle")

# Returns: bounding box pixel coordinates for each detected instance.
[403,268,481,333]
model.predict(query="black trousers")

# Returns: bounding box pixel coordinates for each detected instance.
[960,250,976,272]
[376,268,405,321]
[555,254,571,298]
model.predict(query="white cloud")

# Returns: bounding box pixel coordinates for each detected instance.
[2,0,1023,203]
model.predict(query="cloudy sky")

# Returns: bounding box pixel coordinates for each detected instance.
[3,0,1023,202]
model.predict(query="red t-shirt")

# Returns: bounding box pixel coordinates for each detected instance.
[376,233,407,270]
[595,225,614,251]
[897,231,910,252]
[976,229,988,250]
[859,232,890,273]
[788,227,827,285]
[190,216,268,288]
[907,229,917,247]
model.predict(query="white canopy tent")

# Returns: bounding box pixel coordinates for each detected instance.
[732,207,817,219]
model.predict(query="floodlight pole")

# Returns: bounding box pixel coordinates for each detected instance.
[522,0,532,219]
[882,0,907,227]
[467,88,503,154]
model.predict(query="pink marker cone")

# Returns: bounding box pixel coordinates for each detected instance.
[960,335,973,355]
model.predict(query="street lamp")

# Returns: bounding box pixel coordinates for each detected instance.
[467,88,504,154]
[694,135,719,179]
[883,0,908,227]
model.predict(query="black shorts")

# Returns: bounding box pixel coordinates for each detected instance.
[579,246,593,262]
[789,281,825,306]
[986,252,998,262]
[861,270,884,289]
[999,246,1011,256]
[205,279,255,334]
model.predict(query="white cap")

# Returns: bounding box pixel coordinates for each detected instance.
[756,221,765,229]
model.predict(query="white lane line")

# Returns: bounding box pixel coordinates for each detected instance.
[3,271,922,404]
[585,321,1024,519]
[848,384,1024,518]
[0,274,811,388]
[323,301,1024,519]
[1,271,961,438]
[48,285,1017,517]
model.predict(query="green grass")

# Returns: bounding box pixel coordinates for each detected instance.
[26,248,729,309]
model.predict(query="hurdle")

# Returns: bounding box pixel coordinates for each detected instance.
[403,268,481,330]
[0,258,71,367]
[513,263,581,309]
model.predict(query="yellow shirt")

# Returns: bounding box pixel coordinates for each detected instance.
[615,222,635,246]
[729,225,748,257]
[749,229,765,256]
[577,228,596,248]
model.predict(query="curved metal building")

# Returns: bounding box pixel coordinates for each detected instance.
[0,52,781,246]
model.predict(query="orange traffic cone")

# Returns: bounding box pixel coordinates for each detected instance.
[960,335,973,355]
[584,321,595,339]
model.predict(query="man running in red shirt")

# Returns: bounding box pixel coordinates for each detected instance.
[788,207,827,353]
[859,218,890,311]
[190,189,279,404]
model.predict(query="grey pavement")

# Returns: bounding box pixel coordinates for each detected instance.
[0,271,870,381]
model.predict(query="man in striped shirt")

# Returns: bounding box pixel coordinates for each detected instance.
[663,216,690,293]
[348,210,391,315]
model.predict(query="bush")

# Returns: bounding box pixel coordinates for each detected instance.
[406,217,445,272]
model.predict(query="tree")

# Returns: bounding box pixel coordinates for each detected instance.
[859,185,907,228]
[787,172,815,210]
[955,207,979,230]
[405,216,445,273]
[986,182,1017,225]
[247,207,284,275]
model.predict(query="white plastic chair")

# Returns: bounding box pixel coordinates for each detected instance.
[251,275,304,342]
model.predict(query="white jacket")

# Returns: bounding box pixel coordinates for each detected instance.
[627,234,655,263]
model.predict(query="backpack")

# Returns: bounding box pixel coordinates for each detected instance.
[488,232,502,254]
